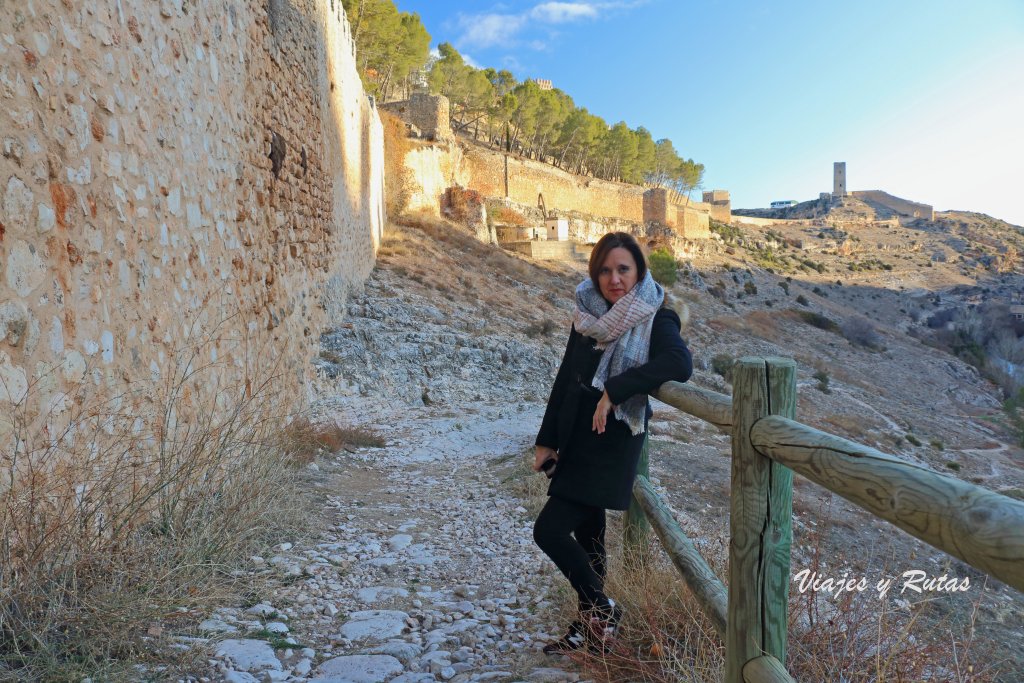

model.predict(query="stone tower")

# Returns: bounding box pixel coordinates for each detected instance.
[833,162,847,196]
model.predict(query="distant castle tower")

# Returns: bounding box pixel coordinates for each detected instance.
[833,162,847,197]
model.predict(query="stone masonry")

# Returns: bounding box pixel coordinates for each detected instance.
[0,1,383,449]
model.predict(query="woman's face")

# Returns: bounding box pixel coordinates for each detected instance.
[597,247,639,304]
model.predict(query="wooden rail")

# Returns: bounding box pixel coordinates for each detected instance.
[632,475,728,637]
[652,381,732,430]
[750,415,1024,592]
[625,356,1023,683]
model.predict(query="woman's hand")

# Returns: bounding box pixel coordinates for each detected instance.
[592,391,615,434]
[534,446,557,472]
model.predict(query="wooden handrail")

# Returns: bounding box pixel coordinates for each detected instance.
[632,475,728,638]
[743,655,796,683]
[750,414,1024,592]
[630,356,1021,683]
[652,380,733,430]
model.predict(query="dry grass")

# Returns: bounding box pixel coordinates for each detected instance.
[0,332,316,681]
[282,418,387,464]
[511,459,1001,682]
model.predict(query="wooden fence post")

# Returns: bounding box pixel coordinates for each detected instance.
[726,358,796,683]
[624,434,651,568]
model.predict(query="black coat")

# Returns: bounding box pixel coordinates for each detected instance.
[535,307,693,510]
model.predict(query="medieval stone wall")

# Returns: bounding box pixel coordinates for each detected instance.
[462,145,647,223]
[0,0,383,444]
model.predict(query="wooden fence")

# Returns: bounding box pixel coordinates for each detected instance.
[622,357,1024,683]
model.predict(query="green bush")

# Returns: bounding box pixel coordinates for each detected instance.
[905,433,922,447]
[743,280,758,295]
[711,354,735,382]
[813,369,831,393]
[795,310,839,332]
[796,294,809,306]
[649,248,678,286]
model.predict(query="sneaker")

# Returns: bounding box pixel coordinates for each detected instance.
[542,620,586,655]
[584,599,623,654]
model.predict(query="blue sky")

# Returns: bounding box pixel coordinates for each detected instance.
[395,0,1024,226]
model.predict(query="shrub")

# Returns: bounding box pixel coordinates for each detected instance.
[743,280,758,295]
[0,342,313,679]
[709,282,728,301]
[796,294,809,306]
[813,369,831,393]
[779,281,790,295]
[442,185,484,225]
[525,318,558,338]
[648,248,678,286]
[796,310,839,332]
[930,439,945,451]
[905,433,922,446]
[926,308,957,329]
[490,205,528,226]
[711,354,735,382]
[841,315,883,349]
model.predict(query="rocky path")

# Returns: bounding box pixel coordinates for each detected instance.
[204,400,587,683]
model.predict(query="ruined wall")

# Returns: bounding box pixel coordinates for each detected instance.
[461,145,647,223]
[403,142,467,214]
[851,190,934,220]
[676,204,711,239]
[0,1,383,443]
[380,93,452,142]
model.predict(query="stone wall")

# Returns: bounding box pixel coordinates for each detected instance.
[851,190,934,220]
[0,1,383,444]
[463,145,647,223]
[702,189,732,222]
[380,93,451,142]
[398,138,722,242]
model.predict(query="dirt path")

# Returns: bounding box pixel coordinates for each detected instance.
[205,400,588,683]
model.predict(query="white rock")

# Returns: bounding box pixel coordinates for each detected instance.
[264,622,289,634]
[355,586,410,604]
[388,533,413,550]
[309,655,403,683]
[368,640,421,664]
[389,675,434,683]
[214,639,281,673]
[198,618,238,634]
[338,610,409,642]
[223,672,259,683]
[245,604,278,618]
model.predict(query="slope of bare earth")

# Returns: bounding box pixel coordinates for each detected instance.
[297,211,1023,681]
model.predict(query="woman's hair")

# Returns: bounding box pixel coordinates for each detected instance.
[588,232,648,290]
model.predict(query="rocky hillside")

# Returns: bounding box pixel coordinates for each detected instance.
[310,212,1024,679]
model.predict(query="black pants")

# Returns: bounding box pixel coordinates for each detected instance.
[533,495,609,612]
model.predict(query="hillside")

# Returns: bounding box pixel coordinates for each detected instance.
[284,212,1024,681]
[189,212,1021,681]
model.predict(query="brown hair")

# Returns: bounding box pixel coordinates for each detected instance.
[588,232,648,291]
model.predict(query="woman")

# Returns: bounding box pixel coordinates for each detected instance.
[532,231,692,654]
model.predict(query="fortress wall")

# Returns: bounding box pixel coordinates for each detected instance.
[852,190,934,220]
[461,146,647,223]
[0,1,383,445]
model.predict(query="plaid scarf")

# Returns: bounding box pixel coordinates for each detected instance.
[573,271,664,435]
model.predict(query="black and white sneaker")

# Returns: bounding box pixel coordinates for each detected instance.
[585,599,623,654]
[542,619,586,655]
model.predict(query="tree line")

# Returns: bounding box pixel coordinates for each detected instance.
[343,0,704,198]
